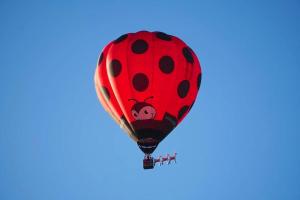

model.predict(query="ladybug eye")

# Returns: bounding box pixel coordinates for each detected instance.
[132,110,139,119]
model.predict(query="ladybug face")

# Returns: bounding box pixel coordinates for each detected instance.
[131,102,156,120]
[130,97,156,120]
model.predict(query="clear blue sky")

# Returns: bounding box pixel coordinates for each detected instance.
[1,0,299,199]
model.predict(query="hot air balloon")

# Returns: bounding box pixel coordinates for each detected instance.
[94,31,202,169]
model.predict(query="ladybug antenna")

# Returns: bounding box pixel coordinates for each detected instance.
[144,96,154,102]
[128,98,138,103]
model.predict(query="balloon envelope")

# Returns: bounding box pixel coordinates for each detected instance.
[95,31,202,154]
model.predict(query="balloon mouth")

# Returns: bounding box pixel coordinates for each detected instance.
[137,137,159,154]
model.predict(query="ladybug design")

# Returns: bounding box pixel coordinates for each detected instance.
[95,30,202,154]
[129,96,156,120]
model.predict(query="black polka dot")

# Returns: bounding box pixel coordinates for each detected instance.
[131,39,148,54]
[177,80,190,98]
[155,32,172,41]
[182,47,194,64]
[163,112,178,127]
[109,59,122,77]
[132,73,149,92]
[159,56,174,74]
[197,73,202,90]
[120,115,134,134]
[114,34,128,44]
[177,105,189,120]
[98,52,104,65]
[100,86,110,101]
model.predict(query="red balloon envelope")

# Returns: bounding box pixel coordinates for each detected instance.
[94,31,202,155]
